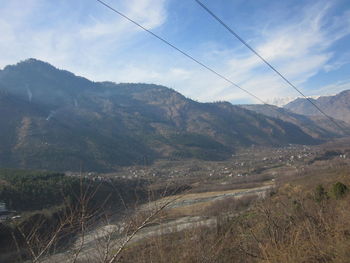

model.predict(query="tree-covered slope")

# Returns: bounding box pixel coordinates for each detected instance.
[0,59,322,171]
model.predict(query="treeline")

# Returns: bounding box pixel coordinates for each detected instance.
[0,169,149,212]
[0,169,79,211]
[0,169,152,262]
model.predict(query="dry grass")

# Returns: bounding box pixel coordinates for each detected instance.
[117,161,350,263]
[139,183,272,220]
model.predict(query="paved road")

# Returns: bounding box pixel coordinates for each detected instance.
[43,184,273,262]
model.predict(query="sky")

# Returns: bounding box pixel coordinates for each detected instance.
[1,0,350,105]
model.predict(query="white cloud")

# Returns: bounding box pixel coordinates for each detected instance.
[0,0,349,106]
[0,0,168,76]
[207,0,350,103]
[316,79,350,96]
[114,0,350,105]
[126,0,167,29]
[323,52,350,72]
[79,0,167,40]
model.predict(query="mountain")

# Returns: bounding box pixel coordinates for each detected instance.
[284,90,350,124]
[0,59,327,171]
[240,104,350,139]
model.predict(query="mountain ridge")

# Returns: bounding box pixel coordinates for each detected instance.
[0,59,339,171]
[284,90,350,124]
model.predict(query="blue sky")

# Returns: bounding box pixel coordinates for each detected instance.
[1,0,350,105]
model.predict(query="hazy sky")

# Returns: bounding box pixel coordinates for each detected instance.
[1,0,350,104]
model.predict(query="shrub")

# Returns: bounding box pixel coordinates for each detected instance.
[331,182,348,199]
[314,184,328,202]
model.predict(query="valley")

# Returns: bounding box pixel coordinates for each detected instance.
[0,60,350,262]
[1,137,349,262]
[1,0,350,261]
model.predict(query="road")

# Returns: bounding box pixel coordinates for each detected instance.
[43,184,273,262]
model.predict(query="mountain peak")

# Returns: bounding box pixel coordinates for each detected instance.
[284,89,350,123]
[16,58,54,67]
[0,59,343,171]
[3,58,59,74]
[22,58,46,64]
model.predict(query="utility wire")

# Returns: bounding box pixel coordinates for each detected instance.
[195,0,347,133]
[96,0,266,104]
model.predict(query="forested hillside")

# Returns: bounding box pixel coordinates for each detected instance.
[0,59,336,171]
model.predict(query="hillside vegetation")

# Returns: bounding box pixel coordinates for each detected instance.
[0,140,349,262]
[0,59,339,171]
[119,161,350,262]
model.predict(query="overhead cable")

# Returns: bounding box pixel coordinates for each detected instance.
[96,0,267,104]
[195,0,347,133]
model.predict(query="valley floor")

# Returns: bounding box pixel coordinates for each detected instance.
[2,137,350,263]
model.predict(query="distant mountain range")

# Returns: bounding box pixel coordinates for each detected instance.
[0,59,348,171]
[284,90,350,124]
[240,104,349,139]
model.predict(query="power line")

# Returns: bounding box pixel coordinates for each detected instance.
[96,0,266,104]
[195,0,347,133]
